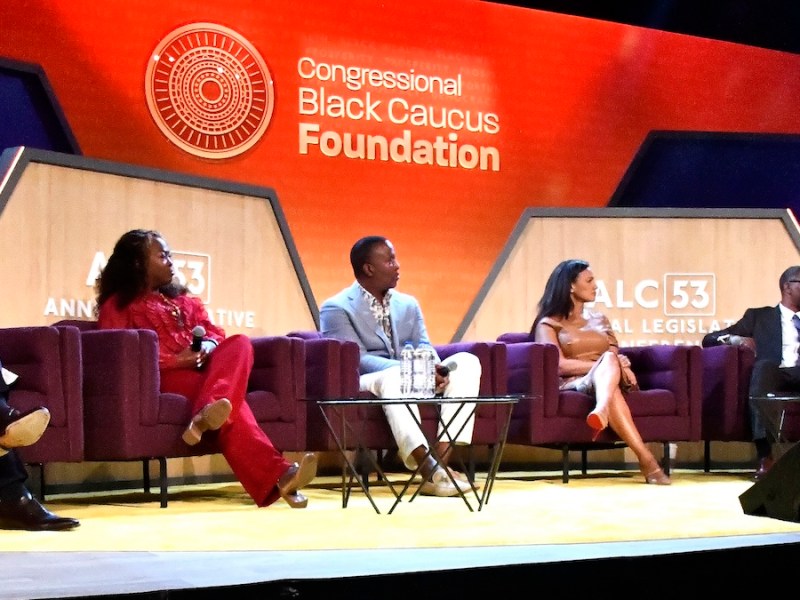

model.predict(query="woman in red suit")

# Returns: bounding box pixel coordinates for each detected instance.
[96,229,316,508]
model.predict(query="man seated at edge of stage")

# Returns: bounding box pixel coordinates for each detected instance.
[703,265,800,481]
[0,364,79,530]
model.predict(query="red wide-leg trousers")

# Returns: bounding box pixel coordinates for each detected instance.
[160,334,291,506]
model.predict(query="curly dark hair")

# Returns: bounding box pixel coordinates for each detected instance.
[95,229,186,313]
[530,259,591,336]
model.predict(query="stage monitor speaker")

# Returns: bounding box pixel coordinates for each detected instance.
[740,442,800,522]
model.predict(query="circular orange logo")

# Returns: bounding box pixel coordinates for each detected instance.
[145,23,274,159]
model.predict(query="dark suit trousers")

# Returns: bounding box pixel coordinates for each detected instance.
[0,451,28,491]
[748,359,800,441]
[0,359,28,491]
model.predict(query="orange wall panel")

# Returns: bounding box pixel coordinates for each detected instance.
[2,0,799,341]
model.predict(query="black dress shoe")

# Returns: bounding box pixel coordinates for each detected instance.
[0,483,79,531]
[0,407,50,449]
[753,456,775,481]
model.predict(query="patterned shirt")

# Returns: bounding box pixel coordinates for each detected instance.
[358,283,395,357]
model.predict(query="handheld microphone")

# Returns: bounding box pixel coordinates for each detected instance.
[191,325,206,352]
[436,361,458,377]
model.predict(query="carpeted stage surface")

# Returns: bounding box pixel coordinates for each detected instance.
[7,470,800,552]
[4,469,800,599]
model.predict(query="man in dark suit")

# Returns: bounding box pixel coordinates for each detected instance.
[320,235,481,497]
[0,363,79,530]
[702,265,800,480]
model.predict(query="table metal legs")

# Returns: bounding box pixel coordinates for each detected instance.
[317,399,516,514]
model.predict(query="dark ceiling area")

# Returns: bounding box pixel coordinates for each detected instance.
[486,1,800,54]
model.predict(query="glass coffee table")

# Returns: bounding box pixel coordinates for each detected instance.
[751,393,800,458]
[315,395,520,514]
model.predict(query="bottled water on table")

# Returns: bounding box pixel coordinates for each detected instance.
[422,344,437,397]
[400,341,414,398]
[413,343,436,398]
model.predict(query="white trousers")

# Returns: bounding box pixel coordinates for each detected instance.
[359,351,481,470]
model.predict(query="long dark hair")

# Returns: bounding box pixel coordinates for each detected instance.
[530,259,590,336]
[95,229,186,313]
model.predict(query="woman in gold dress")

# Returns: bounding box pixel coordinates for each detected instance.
[531,259,670,485]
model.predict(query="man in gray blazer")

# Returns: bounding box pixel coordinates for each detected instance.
[703,265,800,480]
[320,235,481,497]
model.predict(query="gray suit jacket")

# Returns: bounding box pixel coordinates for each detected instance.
[320,281,440,375]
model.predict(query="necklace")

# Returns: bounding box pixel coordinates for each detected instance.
[159,293,184,329]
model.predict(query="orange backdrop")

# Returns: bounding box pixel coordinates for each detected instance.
[2,0,799,342]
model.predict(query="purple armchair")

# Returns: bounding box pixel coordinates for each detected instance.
[701,344,800,469]
[498,332,703,481]
[286,330,362,451]
[56,320,306,507]
[0,325,84,498]
[288,331,510,480]
[700,345,755,470]
[436,341,509,447]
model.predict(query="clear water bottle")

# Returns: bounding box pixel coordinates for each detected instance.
[413,343,436,398]
[400,341,414,398]
[422,344,437,398]
[412,343,427,397]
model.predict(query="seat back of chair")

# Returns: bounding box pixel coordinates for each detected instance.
[2,325,85,463]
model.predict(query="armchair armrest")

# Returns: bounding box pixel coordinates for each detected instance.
[79,328,162,457]
[0,326,81,420]
[623,344,702,440]
[503,341,560,419]
[299,337,341,398]
[434,341,495,396]
[0,325,84,462]
[497,332,531,344]
[701,344,754,439]
[287,331,361,398]
[286,332,361,450]
[623,345,693,394]
[249,335,305,422]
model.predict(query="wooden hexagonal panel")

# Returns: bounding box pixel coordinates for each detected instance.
[455,207,800,346]
[0,147,317,335]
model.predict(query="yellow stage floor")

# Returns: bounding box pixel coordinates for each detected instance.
[6,469,800,553]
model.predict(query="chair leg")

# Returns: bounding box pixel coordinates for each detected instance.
[561,445,570,483]
[376,449,385,481]
[158,457,168,508]
[143,459,151,494]
[355,448,371,490]
[581,449,588,474]
[662,442,671,475]
[704,440,711,472]
[37,463,46,502]
[467,445,479,482]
